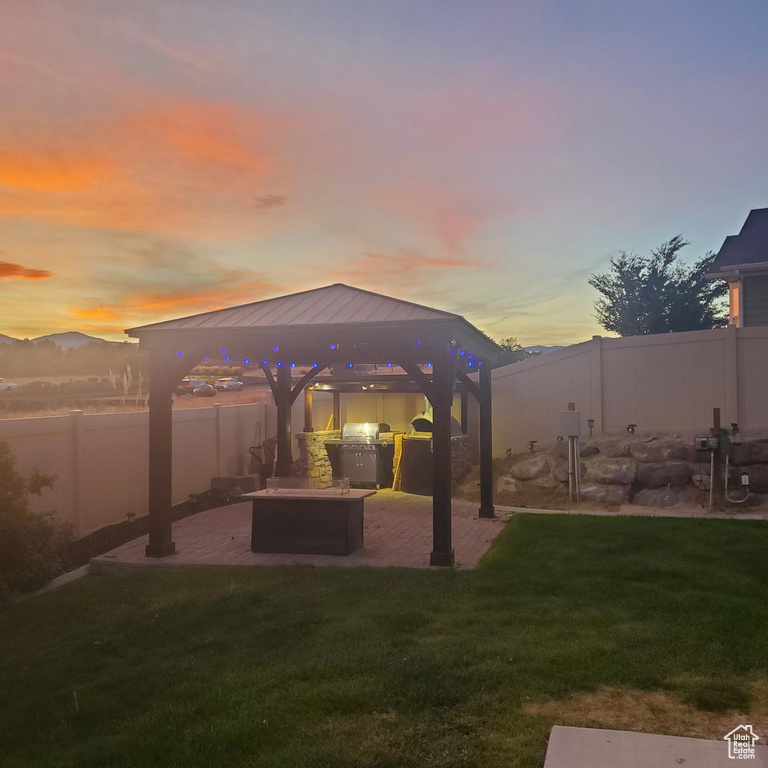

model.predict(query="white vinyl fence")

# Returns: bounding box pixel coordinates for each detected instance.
[0,402,267,538]
[492,325,768,456]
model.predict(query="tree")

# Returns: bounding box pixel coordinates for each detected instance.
[495,337,538,366]
[588,235,728,336]
[0,442,72,601]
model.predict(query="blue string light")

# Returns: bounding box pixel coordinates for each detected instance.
[460,349,465,356]
[243,358,250,365]
[273,346,279,352]
[290,363,295,368]
[330,344,337,350]
[416,341,421,347]
[347,363,353,369]
[276,361,283,367]
[386,362,393,367]
[312,362,318,368]
[177,351,183,358]
[224,356,231,362]
[261,359,268,366]
[203,355,209,362]
[427,361,433,368]
[221,348,227,354]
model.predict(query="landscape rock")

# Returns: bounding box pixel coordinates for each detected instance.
[737,464,768,493]
[635,461,691,489]
[632,486,700,508]
[586,458,637,485]
[629,438,689,463]
[510,454,551,481]
[495,475,518,494]
[581,484,630,505]
[731,439,768,466]
[553,440,599,459]
[552,459,586,483]
[597,438,631,458]
[691,473,710,490]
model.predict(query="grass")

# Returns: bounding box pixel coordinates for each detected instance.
[1,514,767,768]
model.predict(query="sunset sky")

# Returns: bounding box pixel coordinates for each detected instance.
[1,1,767,345]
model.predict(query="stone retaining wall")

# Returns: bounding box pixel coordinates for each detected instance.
[497,436,768,507]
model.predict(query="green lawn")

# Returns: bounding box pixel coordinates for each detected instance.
[2,515,767,768]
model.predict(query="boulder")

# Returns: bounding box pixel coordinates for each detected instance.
[737,464,768,493]
[586,458,637,485]
[629,438,689,463]
[691,473,710,490]
[632,486,700,508]
[510,454,551,480]
[635,461,691,489]
[581,484,630,505]
[552,459,586,483]
[597,438,631,458]
[731,439,768,466]
[495,475,518,494]
[554,440,599,459]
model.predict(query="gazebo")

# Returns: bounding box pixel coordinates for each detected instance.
[127,284,500,567]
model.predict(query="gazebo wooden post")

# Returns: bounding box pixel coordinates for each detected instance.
[332,392,341,430]
[303,387,314,432]
[145,351,193,557]
[275,365,293,476]
[478,362,495,519]
[430,348,455,567]
[460,388,469,434]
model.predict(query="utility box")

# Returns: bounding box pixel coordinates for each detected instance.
[557,411,582,438]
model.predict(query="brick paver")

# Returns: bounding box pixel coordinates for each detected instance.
[90,490,505,572]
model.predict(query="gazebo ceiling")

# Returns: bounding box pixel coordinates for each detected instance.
[126,283,501,368]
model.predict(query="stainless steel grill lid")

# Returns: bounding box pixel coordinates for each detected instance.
[341,422,380,441]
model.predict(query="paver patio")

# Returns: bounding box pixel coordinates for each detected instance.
[90,490,505,572]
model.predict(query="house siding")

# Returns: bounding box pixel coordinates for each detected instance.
[743,274,768,326]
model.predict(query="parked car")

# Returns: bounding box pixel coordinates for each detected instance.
[175,378,207,396]
[193,383,216,397]
[215,377,244,391]
[0,378,17,391]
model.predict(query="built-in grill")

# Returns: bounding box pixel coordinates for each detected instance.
[337,422,394,489]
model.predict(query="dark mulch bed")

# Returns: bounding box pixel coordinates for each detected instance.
[68,490,245,567]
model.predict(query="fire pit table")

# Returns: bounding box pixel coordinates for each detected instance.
[242,479,375,556]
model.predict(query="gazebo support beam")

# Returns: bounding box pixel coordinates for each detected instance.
[478,363,495,519]
[145,352,195,557]
[429,349,455,567]
[456,368,495,519]
[274,365,293,476]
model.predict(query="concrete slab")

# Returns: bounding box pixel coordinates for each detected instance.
[544,725,768,768]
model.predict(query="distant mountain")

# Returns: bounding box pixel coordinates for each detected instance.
[29,332,119,349]
[524,345,566,355]
[0,333,18,344]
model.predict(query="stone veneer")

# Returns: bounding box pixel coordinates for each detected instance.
[294,430,473,492]
[294,430,337,489]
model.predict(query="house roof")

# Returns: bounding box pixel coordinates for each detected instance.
[709,208,768,276]
[126,284,459,333]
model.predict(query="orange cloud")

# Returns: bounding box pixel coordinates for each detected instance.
[0,151,117,192]
[70,278,285,333]
[0,99,290,236]
[0,261,52,280]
